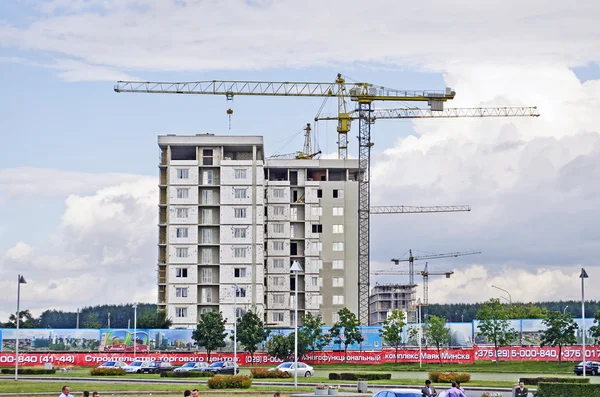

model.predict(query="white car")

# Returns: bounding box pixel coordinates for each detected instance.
[123,360,145,373]
[270,362,313,377]
[174,362,209,372]
[96,361,127,370]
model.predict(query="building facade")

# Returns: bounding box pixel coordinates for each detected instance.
[368,283,417,326]
[158,134,360,329]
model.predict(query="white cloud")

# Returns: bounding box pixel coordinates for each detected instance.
[0,170,157,321]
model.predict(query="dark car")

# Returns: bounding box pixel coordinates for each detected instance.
[574,361,600,375]
[139,360,174,374]
[201,361,239,375]
[372,389,423,397]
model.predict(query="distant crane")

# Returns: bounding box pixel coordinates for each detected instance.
[391,249,482,285]
[269,123,322,160]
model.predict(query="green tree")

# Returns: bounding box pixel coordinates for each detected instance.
[330,307,364,363]
[540,311,579,365]
[137,309,173,329]
[5,310,39,328]
[476,298,518,366]
[590,310,600,345]
[192,311,227,360]
[82,313,102,329]
[424,315,451,365]
[300,312,330,363]
[379,309,406,363]
[406,326,419,346]
[236,311,270,365]
[266,333,292,361]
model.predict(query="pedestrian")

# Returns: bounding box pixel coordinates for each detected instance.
[445,382,466,397]
[59,386,74,397]
[515,381,529,397]
[191,389,200,397]
[421,380,437,397]
[92,393,99,397]
[455,380,465,394]
[83,392,90,397]
[184,391,192,397]
[274,393,281,397]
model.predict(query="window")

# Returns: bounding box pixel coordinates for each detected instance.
[272,259,284,269]
[176,228,188,238]
[311,206,323,217]
[177,169,189,179]
[272,294,285,304]
[333,224,344,234]
[333,242,344,251]
[201,229,212,244]
[332,260,345,270]
[273,206,285,216]
[201,288,212,303]
[234,188,247,199]
[236,307,246,318]
[234,208,247,219]
[317,295,323,306]
[235,169,247,179]
[333,189,344,198]
[234,247,247,258]
[332,313,340,323]
[273,188,285,198]
[201,190,213,204]
[311,276,322,288]
[273,241,284,251]
[176,308,187,318]
[203,149,213,165]
[200,308,212,315]
[201,268,212,283]
[176,188,189,199]
[273,223,284,234]
[176,287,188,298]
[311,259,323,271]
[272,276,285,286]
[234,227,247,238]
[202,170,213,185]
[317,189,322,198]
[333,277,344,287]
[312,224,323,233]
[311,242,322,252]
[201,208,212,224]
[272,312,284,322]
[236,287,247,298]
[176,268,188,278]
[176,208,189,218]
[203,149,213,157]
[176,247,188,258]
[201,248,212,264]
[234,268,247,278]
[333,295,345,305]
[333,207,344,216]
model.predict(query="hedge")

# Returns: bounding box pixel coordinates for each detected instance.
[520,377,590,386]
[428,371,471,383]
[89,368,126,376]
[535,382,600,397]
[207,374,252,389]
[0,368,56,375]
[329,373,392,381]
[160,371,213,378]
[250,368,291,378]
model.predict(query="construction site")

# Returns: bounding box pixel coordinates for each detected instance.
[114,73,540,327]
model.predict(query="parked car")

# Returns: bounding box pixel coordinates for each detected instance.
[138,360,174,374]
[269,362,313,377]
[174,362,209,372]
[372,389,423,397]
[123,360,145,373]
[96,361,127,370]
[201,361,239,375]
[574,361,600,375]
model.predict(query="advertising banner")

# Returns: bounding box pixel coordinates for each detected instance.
[1,329,101,352]
[474,345,600,362]
[99,329,150,353]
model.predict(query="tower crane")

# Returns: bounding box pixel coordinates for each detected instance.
[114,74,534,325]
[269,123,322,160]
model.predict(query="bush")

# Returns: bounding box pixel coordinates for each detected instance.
[328,373,391,381]
[89,368,126,376]
[207,374,252,389]
[0,368,56,375]
[535,382,600,397]
[160,371,213,378]
[428,371,471,383]
[250,368,290,379]
[520,377,590,385]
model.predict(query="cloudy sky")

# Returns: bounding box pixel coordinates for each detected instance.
[1,0,599,323]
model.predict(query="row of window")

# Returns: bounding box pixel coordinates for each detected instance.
[176,306,248,319]
[177,168,248,180]
[174,205,344,220]
[175,226,248,239]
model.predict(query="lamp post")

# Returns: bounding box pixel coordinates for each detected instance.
[15,274,27,381]
[132,304,138,361]
[580,268,589,377]
[491,285,512,304]
[290,261,303,390]
[417,298,422,369]
[233,283,238,367]
[563,305,569,315]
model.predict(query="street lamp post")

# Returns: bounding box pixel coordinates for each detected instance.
[417,298,422,369]
[580,268,589,377]
[133,304,138,361]
[233,283,238,367]
[491,285,512,304]
[15,274,27,381]
[563,305,569,315]
[290,261,303,390]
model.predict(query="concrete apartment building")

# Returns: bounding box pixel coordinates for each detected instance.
[368,283,417,326]
[157,134,360,329]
